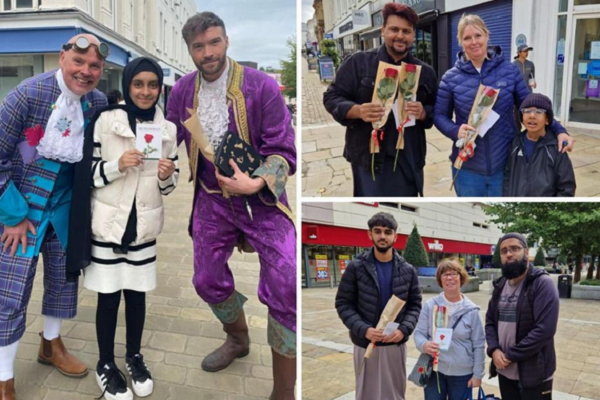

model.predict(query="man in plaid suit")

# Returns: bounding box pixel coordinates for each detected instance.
[0,34,107,399]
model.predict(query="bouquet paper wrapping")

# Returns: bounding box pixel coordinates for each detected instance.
[369,61,401,180]
[363,295,406,359]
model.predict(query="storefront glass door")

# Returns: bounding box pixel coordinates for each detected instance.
[567,15,600,125]
[413,23,435,70]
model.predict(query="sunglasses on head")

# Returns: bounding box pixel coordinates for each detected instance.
[62,36,110,60]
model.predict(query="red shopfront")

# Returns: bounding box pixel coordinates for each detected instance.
[302,223,494,288]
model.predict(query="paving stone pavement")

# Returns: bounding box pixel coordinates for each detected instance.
[14,148,296,400]
[301,57,600,197]
[302,279,600,400]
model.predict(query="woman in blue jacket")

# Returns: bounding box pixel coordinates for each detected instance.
[433,14,573,197]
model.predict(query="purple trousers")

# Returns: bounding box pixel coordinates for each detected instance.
[191,186,296,334]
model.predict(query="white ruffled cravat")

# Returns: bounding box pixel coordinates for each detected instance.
[197,59,230,150]
[37,68,85,163]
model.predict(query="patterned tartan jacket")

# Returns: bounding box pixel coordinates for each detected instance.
[0,70,107,255]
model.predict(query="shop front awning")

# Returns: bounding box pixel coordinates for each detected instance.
[0,26,130,66]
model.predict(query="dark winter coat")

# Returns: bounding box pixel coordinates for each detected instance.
[503,128,576,197]
[485,266,559,389]
[335,248,422,349]
[323,46,438,194]
[434,46,567,176]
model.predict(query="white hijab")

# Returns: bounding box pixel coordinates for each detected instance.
[37,68,86,163]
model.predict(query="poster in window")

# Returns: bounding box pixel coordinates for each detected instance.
[339,255,350,275]
[316,254,329,281]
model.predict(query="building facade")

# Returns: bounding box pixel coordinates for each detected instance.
[301,202,504,288]
[0,0,196,108]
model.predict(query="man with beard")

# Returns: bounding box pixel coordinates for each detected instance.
[166,12,296,400]
[335,212,422,400]
[0,34,108,399]
[323,3,438,197]
[485,233,559,400]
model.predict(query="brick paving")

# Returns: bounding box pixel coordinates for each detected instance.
[13,148,296,400]
[301,56,600,197]
[302,281,600,400]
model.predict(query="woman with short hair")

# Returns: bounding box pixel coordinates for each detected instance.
[413,260,486,399]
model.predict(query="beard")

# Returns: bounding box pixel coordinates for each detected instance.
[501,255,528,279]
[194,54,227,79]
[373,240,393,254]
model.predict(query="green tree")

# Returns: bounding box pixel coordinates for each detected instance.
[280,36,296,99]
[492,238,502,268]
[534,247,546,267]
[484,203,600,283]
[320,39,340,68]
[557,253,567,265]
[404,224,429,267]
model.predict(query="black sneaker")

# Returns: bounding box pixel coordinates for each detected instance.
[126,354,154,397]
[95,362,132,400]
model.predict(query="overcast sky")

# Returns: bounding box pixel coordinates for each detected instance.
[302,0,314,22]
[193,0,296,70]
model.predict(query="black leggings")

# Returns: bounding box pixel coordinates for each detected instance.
[96,290,146,365]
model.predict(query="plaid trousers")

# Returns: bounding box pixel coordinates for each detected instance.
[0,225,78,346]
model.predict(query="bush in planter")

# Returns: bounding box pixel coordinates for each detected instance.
[534,247,546,267]
[580,280,600,286]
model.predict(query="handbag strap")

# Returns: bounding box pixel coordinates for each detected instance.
[451,312,467,330]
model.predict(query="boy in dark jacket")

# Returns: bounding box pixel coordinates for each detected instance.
[335,212,422,400]
[503,93,576,196]
[486,233,559,400]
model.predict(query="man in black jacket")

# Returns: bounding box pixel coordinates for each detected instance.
[335,212,422,400]
[485,233,559,400]
[323,3,438,197]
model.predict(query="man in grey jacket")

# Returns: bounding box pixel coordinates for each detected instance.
[513,44,536,92]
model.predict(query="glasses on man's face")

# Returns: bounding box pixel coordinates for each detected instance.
[521,108,546,116]
[441,272,459,280]
[500,246,524,255]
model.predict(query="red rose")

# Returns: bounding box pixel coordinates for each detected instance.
[440,335,445,340]
[385,68,398,79]
[405,63,417,73]
[484,87,497,97]
[25,124,44,146]
[418,367,424,374]
[144,134,154,143]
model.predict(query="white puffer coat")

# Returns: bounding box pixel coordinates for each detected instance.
[90,107,178,245]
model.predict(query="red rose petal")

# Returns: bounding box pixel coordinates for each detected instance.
[405,63,417,73]
[385,68,398,79]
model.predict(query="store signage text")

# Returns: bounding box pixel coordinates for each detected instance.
[427,240,444,252]
[316,255,329,281]
[339,21,354,34]
[397,0,436,14]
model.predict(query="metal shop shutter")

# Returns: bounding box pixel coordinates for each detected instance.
[450,0,514,66]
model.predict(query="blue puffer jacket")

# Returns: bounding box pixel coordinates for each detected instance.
[434,47,566,176]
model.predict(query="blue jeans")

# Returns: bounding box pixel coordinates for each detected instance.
[451,166,503,197]
[424,372,473,400]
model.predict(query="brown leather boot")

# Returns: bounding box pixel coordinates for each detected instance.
[0,378,15,400]
[201,311,250,372]
[269,350,296,400]
[37,333,88,378]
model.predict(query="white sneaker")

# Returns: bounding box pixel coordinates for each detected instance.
[126,354,154,397]
[95,362,133,400]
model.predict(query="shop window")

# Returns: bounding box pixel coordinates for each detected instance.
[4,0,11,10]
[553,15,567,117]
[575,0,600,5]
[0,55,42,101]
[400,204,417,213]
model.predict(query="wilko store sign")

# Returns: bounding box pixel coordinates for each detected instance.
[427,240,444,252]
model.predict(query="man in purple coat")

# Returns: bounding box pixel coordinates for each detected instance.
[167,12,296,399]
